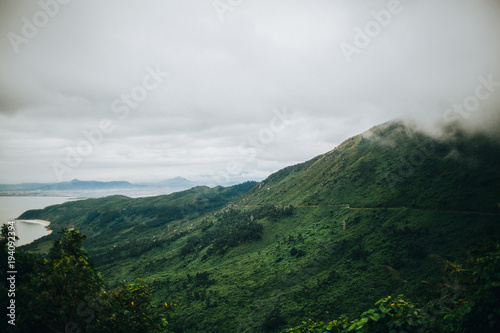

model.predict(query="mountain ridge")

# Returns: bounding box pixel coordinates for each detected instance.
[241,120,500,213]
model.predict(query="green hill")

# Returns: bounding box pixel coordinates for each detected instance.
[17,120,500,332]
[242,121,500,212]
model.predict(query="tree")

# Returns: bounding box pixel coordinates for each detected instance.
[90,279,171,333]
[20,228,105,332]
[1,227,172,332]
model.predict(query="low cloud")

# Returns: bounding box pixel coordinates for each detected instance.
[0,0,499,184]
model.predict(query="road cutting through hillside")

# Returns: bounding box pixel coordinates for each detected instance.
[232,204,500,216]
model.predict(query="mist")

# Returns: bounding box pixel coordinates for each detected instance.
[0,0,499,184]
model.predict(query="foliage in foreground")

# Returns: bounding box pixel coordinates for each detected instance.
[283,243,500,333]
[0,226,172,333]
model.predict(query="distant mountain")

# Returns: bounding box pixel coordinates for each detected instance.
[0,179,135,192]
[139,177,202,188]
[0,177,206,195]
[42,179,135,191]
[0,182,44,192]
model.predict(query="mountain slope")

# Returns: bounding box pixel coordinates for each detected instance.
[19,120,500,332]
[242,121,500,212]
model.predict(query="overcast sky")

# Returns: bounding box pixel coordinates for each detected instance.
[1,0,499,185]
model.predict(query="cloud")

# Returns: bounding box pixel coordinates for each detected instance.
[0,0,499,184]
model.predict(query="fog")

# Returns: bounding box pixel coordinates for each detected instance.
[0,0,499,184]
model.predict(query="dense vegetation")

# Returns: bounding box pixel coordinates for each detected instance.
[284,242,500,332]
[0,226,173,333]
[4,121,500,332]
[243,121,500,212]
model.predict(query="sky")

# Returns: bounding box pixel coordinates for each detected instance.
[0,0,499,185]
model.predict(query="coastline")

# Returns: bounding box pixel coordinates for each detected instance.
[13,219,53,246]
[16,219,51,226]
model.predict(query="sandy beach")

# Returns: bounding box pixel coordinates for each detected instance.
[16,219,51,226]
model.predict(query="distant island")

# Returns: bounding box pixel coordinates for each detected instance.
[0,177,204,197]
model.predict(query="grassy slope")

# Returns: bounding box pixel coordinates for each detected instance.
[21,183,257,257]
[242,121,500,212]
[20,121,500,332]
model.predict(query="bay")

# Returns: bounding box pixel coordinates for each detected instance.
[0,196,71,246]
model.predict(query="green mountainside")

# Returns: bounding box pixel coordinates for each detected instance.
[15,120,500,332]
[242,121,500,212]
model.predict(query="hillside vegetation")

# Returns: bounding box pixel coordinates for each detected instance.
[9,120,500,332]
[243,121,500,212]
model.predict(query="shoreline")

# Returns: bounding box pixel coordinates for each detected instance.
[16,219,51,226]
[12,219,52,246]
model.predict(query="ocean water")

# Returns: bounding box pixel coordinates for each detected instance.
[0,188,182,246]
[0,196,70,246]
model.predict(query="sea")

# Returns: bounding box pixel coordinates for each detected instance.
[0,188,181,246]
[0,196,71,246]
